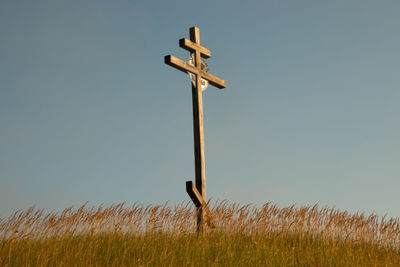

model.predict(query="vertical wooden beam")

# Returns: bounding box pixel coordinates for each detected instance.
[190,26,206,232]
[190,26,200,44]
[191,82,206,201]
[192,80,206,233]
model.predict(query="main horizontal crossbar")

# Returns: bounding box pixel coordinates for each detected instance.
[164,55,226,89]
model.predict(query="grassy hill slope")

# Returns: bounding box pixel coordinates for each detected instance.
[1,201,399,266]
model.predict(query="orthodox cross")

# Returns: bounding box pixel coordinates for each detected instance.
[164,27,226,231]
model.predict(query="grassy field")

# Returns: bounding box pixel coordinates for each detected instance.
[1,201,399,266]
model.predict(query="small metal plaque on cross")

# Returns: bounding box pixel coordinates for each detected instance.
[164,26,226,231]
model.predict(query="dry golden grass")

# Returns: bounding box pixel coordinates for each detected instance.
[1,201,399,266]
[2,201,399,247]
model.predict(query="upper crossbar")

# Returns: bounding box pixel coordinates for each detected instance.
[179,38,211,59]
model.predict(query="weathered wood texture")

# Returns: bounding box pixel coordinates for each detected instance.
[179,38,211,58]
[164,26,225,232]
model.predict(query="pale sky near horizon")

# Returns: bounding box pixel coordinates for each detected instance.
[1,0,399,219]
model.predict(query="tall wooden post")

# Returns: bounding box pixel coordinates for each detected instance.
[190,27,206,204]
[165,27,226,232]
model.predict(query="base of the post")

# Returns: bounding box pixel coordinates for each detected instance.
[196,206,205,233]
[186,180,215,233]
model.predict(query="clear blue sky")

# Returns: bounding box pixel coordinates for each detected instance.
[1,0,399,219]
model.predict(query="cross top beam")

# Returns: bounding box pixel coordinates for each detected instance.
[165,27,226,89]
[164,27,226,232]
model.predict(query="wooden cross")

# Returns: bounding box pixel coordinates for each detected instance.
[164,27,226,231]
